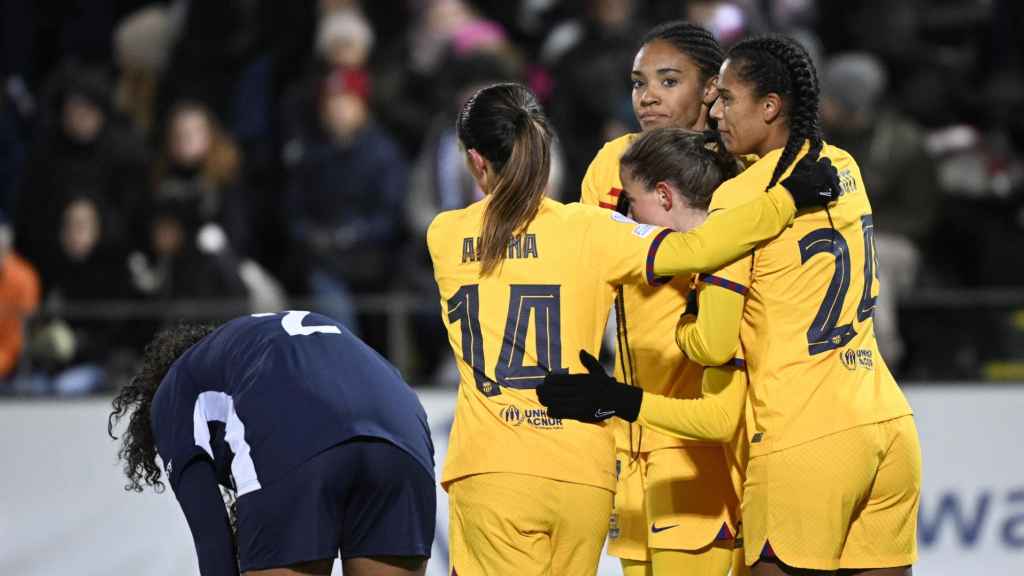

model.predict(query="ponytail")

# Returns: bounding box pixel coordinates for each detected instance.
[457,83,553,276]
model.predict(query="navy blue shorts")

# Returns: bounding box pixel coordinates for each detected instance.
[235,437,435,572]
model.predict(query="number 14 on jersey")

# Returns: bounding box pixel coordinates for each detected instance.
[446,284,567,397]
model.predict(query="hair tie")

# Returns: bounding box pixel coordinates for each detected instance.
[514,108,532,130]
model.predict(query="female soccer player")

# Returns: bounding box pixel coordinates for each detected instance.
[109,312,436,576]
[428,82,835,576]
[578,22,747,576]
[543,34,921,576]
[620,127,752,575]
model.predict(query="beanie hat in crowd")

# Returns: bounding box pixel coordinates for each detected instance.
[323,68,371,102]
[821,52,887,117]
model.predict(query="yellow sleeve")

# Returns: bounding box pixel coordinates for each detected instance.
[576,205,671,287]
[676,282,745,366]
[637,366,747,443]
[651,185,795,276]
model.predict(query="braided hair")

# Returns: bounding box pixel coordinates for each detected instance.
[640,21,724,83]
[727,34,822,188]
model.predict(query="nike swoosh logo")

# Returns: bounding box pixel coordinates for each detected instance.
[651,523,679,533]
[593,408,616,419]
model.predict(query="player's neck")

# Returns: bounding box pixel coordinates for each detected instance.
[689,111,709,132]
[755,128,791,158]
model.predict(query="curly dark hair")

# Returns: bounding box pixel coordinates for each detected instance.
[108,323,217,493]
[727,34,823,188]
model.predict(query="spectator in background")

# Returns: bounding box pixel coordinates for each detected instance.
[370,0,518,157]
[113,4,181,139]
[281,6,376,150]
[0,98,25,219]
[0,210,39,383]
[14,63,149,271]
[156,0,263,129]
[546,0,642,200]
[152,101,251,257]
[406,55,522,238]
[130,197,249,325]
[27,194,136,394]
[821,52,940,369]
[286,67,407,337]
[916,66,1024,288]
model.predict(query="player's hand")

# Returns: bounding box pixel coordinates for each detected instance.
[538,350,643,423]
[778,140,841,211]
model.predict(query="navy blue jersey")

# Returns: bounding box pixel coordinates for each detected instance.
[151,311,434,495]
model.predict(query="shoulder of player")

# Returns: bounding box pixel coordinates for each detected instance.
[708,160,769,211]
[594,133,637,162]
[822,143,862,176]
[426,202,483,250]
[558,201,663,244]
[582,133,637,205]
[557,199,617,223]
[821,142,867,199]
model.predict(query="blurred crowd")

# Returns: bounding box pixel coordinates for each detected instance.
[1,0,1023,393]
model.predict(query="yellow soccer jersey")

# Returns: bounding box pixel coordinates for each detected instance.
[581,133,636,209]
[582,133,706,453]
[427,197,671,492]
[673,142,913,458]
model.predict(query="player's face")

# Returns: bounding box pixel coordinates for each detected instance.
[620,168,675,229]
[710,59,769,156]
[632,40,713,132]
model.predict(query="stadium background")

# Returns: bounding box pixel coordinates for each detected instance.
[0,0,1021,574]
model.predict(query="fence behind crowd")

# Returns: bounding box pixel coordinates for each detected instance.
[3,288,1024,392]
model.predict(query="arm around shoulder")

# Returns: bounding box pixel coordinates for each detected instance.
[651,187,795,277]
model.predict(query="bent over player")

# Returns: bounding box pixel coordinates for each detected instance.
[109,311,435,576]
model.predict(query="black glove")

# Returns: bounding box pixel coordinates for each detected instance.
[780,140,842,211]
[538,350,643,423]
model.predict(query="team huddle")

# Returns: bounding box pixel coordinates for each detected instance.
[109,21,921,576]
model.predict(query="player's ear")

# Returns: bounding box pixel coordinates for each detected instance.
[654,181,674,212]
[762,93,783,124]
[702,75,719,106]
[465,148,491,191]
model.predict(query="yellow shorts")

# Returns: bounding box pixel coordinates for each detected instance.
[448,472,612,576]
[608,447,740,561]
[742,415,921,570]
